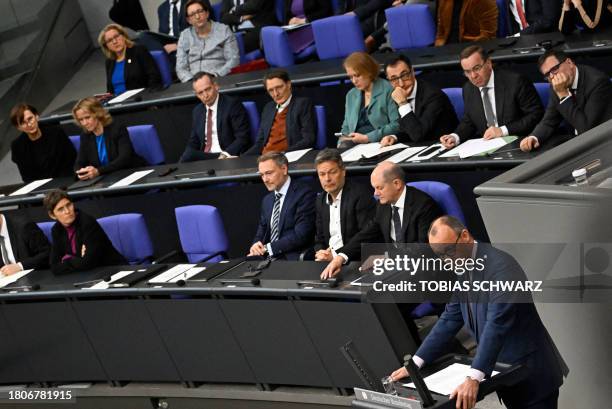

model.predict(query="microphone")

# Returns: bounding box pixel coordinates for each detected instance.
[486,147,523,156]
[73,276,112,287]
[220,278,260,286]
[207,169,216,176]
[2,284,40,292]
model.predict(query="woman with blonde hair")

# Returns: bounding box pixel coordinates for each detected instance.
[72,97,145,180]
[98,23,162,94]
[338,52,399,148]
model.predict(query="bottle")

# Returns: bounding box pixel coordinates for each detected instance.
[572,168,589,186]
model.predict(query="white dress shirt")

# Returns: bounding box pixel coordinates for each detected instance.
[277,95,292,113]
[327,189,344,253]
[266,176,291,256]
[389,186,407,242]
[168,0,182,37]
[0,215,21,270]
[509,0,527,31]
[206,95,222,153]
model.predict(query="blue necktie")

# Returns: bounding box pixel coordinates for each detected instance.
[96,134,109,166]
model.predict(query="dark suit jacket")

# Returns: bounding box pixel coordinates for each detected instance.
[395,79,459,144]
[50,211,127,275]
[338,186,442,261]
[283,0,332,23]
[105,45,163,94]
[455,70,543,141]
[253,179,316,260]
[314,181,376,252]
[157,0,191,34]
[181,95,252,161]
[532,64,612,145]
[3,215,50,270]
[245,96,316,155]
[506,0,560,35]
[339,0,388,20]
[416,244,567,406]
[75,123,146,175]
[220,0,279,28]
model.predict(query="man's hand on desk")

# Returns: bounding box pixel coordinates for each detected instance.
[315,248,333,262]
[440,135,457,149]
[450,377,479,409]
[520,136,539,152]
[248,241,267,257]
[320,255,344,279]
[389,366,409,382]
[380,135,397,147]
[0,263,22,276]
[76,166,100,180]
[482,126,503,140]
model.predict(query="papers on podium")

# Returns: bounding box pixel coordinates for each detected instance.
[148,264,196,284]
[108,88,145,104]
[10,179,53,196]
[285,148,312,163]
[403,363,499,396]
[341,143,408,162]
[0,269,34,288]
[109,170,155,188]
[440,136,517,159]
[86,270,135,289]
[387,146,428,163]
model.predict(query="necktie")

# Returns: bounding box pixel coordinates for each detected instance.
[481,87,496,127]
[0,235,8,267]
[270,192,283,243]
[204,107,213,152]
[171,0,180,36]
[515,0,529,29]
[392,206,402,244]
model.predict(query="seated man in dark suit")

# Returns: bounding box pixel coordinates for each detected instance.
[321,161,442,278]
[220,0,279,54]
[180,72,251,162]
[244,71,316,156]
[520,49,612,152]
[313,149,376,262]
[505,0,560,35]
[248,152,316,260]
[380,55,458,146]
[0,213,50,276]
[390,216,568,409]
[440,45,544,149]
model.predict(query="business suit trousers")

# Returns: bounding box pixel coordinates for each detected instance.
[502,389,559,409]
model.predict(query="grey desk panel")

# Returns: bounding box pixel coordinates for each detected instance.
[2,301,107,383]
[144,298,256,383]
[72,299,181,382]
[220,299,333,387]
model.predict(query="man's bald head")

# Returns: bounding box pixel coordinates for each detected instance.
[370,161,406,205]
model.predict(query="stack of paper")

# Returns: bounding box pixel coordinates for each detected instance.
[0,269,34,288]
[341,143,408,162]
[387,146,427,163]
[285,148,312,163]
[10,179,53,196]
[86,270,135,289]
[108,88,145,104]
[440,137,517,159]
[109,169,155,188]
[148,264,196,284]
[404,363,499,396]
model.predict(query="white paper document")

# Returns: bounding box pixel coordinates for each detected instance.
[387,146,427,163]
[148,264,196,284]
[108,88,145,104]
[404,144,446,161]
[440,137,512,159]
[87,270,135,289]
[0,269,34,289]
[168,266,206,283]
[110,170,155,188]
[341,143,408,162]
[404,363,499,396]
[10,179,53,196]
[281,22,310,31]
[285,148,312,163]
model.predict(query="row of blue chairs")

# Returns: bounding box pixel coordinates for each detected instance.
[35,181,466,267]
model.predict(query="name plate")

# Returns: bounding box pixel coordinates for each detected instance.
[354,388,423,409]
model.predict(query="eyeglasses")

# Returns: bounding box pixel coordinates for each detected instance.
[187,8,206,18]
[54,202,74,214]
[20,116,37,126]
[462,62,487,77]
[541,58,567,81]
[432,233,462,259]
[104,33,122,45]
[387,70,413,85]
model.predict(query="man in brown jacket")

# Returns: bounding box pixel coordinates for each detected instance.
[435,0,498,46]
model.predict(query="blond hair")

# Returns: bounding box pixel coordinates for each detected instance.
[98,23,134,60]
[343,52,380,82]
[72,97,113,130]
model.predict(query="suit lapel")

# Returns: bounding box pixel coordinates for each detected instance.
[493,71,505,123]
[470,85,487,131]
[284,98,294,145]
[414,82,425,116]
[278,181,294,233]
[339,183,351,241]
[321,193,331,243]
[4,216,19,260]
[216,96,225,147]
[381,204,392,242]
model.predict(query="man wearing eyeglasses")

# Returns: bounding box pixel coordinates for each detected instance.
[388,215,568,409]
[520,49,612,152]
[440,45,543,150]
[380,55,458,146]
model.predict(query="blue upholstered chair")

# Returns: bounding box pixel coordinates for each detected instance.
[235,31,263,64]
[37,222,55,243]
[496,0,509,37]
[312,15,365,60]
[407,181,466,225]
[385,5,436,50]
[69,135,80,152]
[315,105,327,150]
[442,88,464,120]
[261,26,316,67]
[211,1,222,20]
[175,205,229,263]
[534,82,550,108]
[149,50,173,88]
[97,213,155,264]
[241,101,260,143]
[127,124,166,165]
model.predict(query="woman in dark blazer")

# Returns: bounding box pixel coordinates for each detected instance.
[9,103,76,183]
[98,23,162,95]
[44,190,127,275]
[72,97,146,181]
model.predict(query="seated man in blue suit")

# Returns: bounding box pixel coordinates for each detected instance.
[248,152,316,260]
[390,216,568,409]
[180,71,251,162]
[244,70,316,156]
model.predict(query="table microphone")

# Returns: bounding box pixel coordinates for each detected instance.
[220,278,260,286]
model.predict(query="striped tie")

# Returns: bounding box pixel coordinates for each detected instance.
[270,192,283,243]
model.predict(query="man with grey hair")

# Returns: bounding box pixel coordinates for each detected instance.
[314,149,376,262]
[249,152,315,260]
[321,161,441,278]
